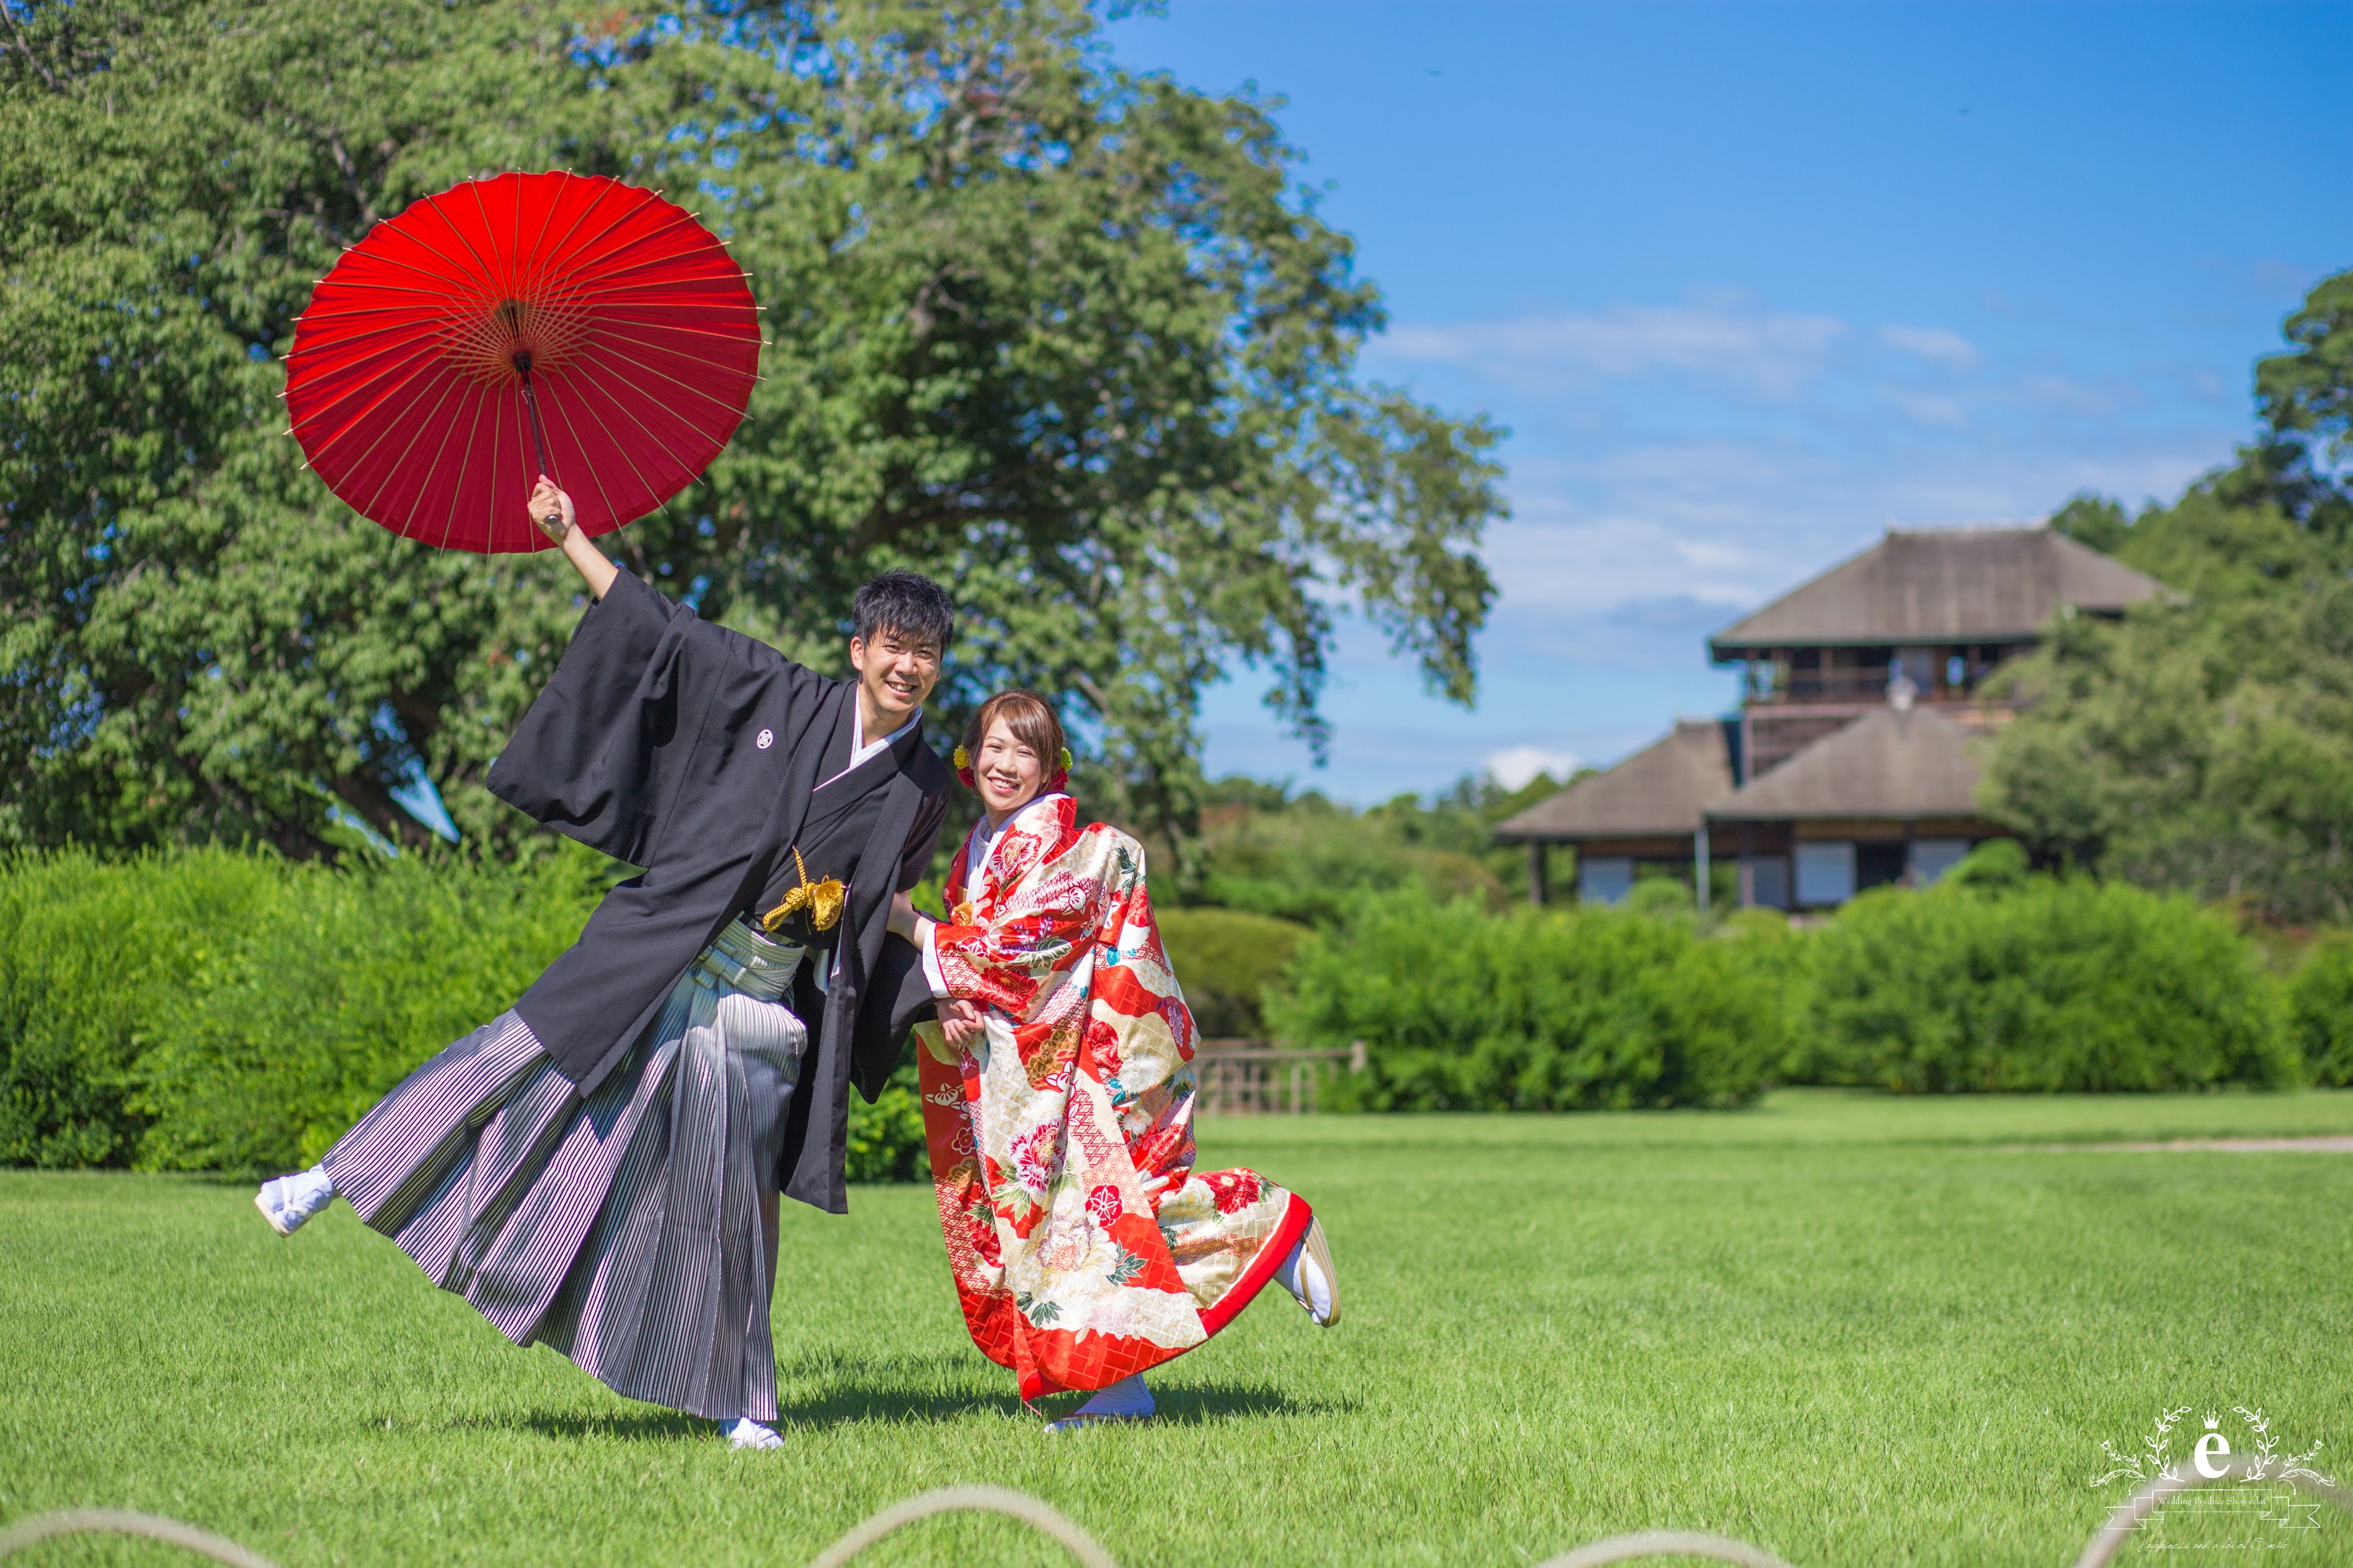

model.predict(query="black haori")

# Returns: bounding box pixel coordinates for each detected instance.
[324,920,807,1421]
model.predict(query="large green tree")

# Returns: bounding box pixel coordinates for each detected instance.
[1984,267,2353,922]
[0,0,1502,858]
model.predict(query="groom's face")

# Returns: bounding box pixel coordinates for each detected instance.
[848,626,943,730]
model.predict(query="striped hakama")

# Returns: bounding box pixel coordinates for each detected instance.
[323,919,808,1421]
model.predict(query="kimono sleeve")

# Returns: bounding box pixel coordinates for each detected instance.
[486,570,698,866]
[927,843,1105,1018]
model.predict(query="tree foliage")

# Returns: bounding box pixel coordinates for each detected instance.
[2258,269,2353,478]
[1179,768,1567,925]
[0,0,1502,857]
[1983,267,2353,922]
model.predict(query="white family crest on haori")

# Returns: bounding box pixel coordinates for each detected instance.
[756,728,774,750]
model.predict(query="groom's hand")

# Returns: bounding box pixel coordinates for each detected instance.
[887,891,920,941]
[936,998,984,1048]
[531,474,617,600]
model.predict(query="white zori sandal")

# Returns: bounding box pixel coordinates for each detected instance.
[1279,1216,1341,1327]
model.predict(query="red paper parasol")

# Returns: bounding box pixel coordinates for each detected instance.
[284,171,760,553]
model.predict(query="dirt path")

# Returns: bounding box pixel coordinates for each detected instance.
[2036,1136,2353,1152]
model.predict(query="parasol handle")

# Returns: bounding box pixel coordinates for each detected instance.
[512,352,556,492]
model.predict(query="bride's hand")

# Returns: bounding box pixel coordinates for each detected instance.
[887,891,919,940]
[937,998,984,1048]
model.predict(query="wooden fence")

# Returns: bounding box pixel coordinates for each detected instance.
[1193,1040,1365,1115]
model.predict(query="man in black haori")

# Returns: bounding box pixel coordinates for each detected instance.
[255,477,953,1450]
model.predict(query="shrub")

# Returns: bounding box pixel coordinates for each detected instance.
[0,849,281,1166]
[1156,906,1312,1038]
[1800,866,2295,1092]
[1,847,934,1180]
[845,1062,929,1183]
[1943,835,2032,891]
[1266,886,1786,1110]
[132,848,604,1172]
[2286,934,2353,1086]
[1193,793,1509,924]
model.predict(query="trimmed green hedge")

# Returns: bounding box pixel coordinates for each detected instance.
[0,848,929,1180]
[1260,844,2321,1106]
[1267,886,1786,1110]
[1798,862,2297,1092]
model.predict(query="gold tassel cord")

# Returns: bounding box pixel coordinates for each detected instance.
[762,845,844,934]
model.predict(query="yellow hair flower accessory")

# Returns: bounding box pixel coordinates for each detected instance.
[951,744,969,770]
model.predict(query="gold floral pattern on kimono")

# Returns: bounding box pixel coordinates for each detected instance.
[918,794,1312,1397]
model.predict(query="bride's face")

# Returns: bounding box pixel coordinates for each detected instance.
[974,718,1046,819]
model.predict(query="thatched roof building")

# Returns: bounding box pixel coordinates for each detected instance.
[1708,525,2169,656]
[1706,706,1983,822]
[1495,523,2173,909]
[1493,720,1732,844]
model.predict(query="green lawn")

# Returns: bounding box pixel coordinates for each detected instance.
[7,1090,2353,1567]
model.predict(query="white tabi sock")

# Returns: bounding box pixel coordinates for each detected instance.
[255,1164,335,1237]
[721,1417,785,1450]
[1275,1239,1333,1323]
[1042,1374,1154,1432]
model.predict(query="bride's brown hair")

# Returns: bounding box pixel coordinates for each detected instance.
[958,690,1068,792]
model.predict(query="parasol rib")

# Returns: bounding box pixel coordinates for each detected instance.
[430,377,495,550]
[573,331,760,416]
[534,372,637,532]
[366,370,475,543]
[541,364,680,526]
[293,341,470,464]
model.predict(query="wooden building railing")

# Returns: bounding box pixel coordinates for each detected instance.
[1193,1040,1365,1115]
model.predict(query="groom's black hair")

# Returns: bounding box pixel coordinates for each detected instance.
[852,569,953,653]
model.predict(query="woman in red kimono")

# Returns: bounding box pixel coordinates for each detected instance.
[887,690,1340,1431]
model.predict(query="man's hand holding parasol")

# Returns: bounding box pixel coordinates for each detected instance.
[526,472,616,600]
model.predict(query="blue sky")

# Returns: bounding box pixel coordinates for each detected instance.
[1099,1,2353,801]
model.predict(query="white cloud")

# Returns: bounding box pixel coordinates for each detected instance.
[1882,387,1970,427]
[1877,324,1981,369]
[1485,744,1582,791]
[1476,444,1837,616]
[1482,507,1766,616]
[1226,282,2262,801]
[1382,300,1848,399]
[1471,423,2236,636]
[2009,371,2132,418]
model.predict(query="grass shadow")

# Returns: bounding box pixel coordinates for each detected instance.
[489,1408,716,1443]
[1111,1381,1355,1426]
[447,1374,1353,1442]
